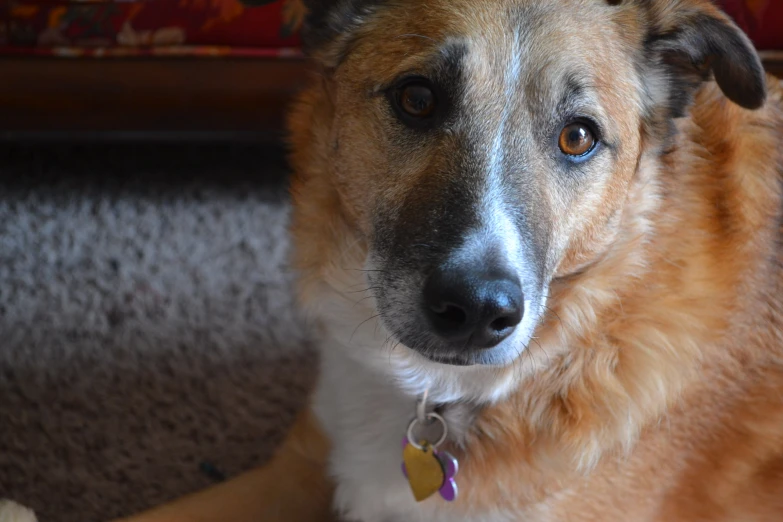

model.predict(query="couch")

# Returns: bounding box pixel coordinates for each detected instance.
[1,0,781,139]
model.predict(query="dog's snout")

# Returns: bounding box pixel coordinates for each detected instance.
[423,264,524,349]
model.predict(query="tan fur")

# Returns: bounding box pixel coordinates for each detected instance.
[443,81,783,519]
[279,0,783,520]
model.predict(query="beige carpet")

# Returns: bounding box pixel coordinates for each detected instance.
[0,143,316,521]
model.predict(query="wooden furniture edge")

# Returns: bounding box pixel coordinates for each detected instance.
[761,51,783,78]
[0,57,312,140]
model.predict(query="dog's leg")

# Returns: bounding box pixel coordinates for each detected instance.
[115,407,336,522]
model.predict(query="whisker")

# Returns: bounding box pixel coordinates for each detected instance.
[374,315,383,337]
[387,340,403,368]
[513,344,527,388]
[350,313,381,344]
[382,332,396,349]
[351,294,378,309]
[543,305,564,325]
[344,286,383,295]
[525,342,536,371]
[531,336,551,367]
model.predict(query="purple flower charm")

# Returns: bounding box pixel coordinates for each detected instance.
[401,436,459,502]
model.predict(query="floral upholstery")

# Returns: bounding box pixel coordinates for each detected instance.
[0,0,780,58]
[0,0,304,57]
[720,0,783,50]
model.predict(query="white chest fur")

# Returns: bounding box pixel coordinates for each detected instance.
[313,345,520,522]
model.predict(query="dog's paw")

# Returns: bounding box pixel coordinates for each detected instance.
[0,500,37,522]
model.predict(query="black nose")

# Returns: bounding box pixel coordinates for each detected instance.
[423,264,524,349]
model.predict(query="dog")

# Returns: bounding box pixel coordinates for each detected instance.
[249,0,783,520]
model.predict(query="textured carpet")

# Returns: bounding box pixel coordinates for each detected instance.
[0,143,316,521]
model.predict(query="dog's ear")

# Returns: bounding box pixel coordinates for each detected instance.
[239,0,380,66]
[299,0,382,66]
[643,0,766,116]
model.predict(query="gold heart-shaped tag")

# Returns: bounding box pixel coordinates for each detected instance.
[403,441,445,502]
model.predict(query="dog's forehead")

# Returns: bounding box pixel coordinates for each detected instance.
[368,0,623,105]
[411,1,632,143]
[461,6,614,81]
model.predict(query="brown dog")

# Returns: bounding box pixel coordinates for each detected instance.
[122,1,783,521]
[282,0,783,520]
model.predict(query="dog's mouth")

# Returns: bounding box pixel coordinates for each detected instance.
[420,351,478,367]
[392,329,531,368]
[376,292,542,369]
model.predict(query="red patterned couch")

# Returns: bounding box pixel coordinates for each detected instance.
[0,0,781,138]
[1,0,304,58]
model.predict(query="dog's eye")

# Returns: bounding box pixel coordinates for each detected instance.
[558,122,596,157]
[399,82,435,118]
[388,78,440,128]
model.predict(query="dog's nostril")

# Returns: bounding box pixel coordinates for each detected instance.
[432,303,467,326]
[490,316,515,332]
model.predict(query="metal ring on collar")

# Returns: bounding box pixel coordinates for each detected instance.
[406,412,448,450]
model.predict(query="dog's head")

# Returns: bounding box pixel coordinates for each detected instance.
[288,0,765,399]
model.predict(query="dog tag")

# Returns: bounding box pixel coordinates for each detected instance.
[402,440,445,502]
[402,437,459,502]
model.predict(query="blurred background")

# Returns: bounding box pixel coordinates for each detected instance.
[0,0,781,520]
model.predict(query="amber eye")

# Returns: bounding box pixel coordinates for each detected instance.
[558,122,596,157]
[397,81,436,119]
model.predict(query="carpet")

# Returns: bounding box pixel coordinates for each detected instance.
[0,143,316,521]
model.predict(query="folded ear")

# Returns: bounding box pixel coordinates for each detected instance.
[238,0,379,65]
[299,0,382,65]
[644,0,766,114]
